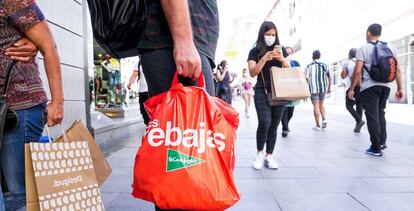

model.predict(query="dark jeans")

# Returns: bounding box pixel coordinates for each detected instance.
[360,86,390,151]
[281,106,294,131]
[346,87,363,124]
[254,88,284,154]
[140,48,215,97]
[138,92,150,125]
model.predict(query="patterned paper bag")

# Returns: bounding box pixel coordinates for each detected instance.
[25,141,105,211]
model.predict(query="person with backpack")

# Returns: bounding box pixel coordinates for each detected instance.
[341,48,365,132]
[305,50,331,131]
[349,23,404,156]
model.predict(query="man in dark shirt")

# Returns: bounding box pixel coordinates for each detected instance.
[138,0,219,97]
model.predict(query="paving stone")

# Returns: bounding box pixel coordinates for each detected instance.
[228,194,281,211]
[361,178,414,192]
[314,167,386,177]
[279,158,339,167]
[261,167,323,179]
[235,179,307,194]
[234,167,264,179]
[349,192,414,211]
[274,192,368,211]
[105,193,154,211]
[297,178,379,193]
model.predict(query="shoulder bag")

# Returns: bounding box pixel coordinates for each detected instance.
[260,71,288,107]
[1,61,19,146]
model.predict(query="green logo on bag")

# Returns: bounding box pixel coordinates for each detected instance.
[166,149,206,172]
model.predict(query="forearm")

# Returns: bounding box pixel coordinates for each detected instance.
[160,0,193,45]
[249,59,267,77]
[396,65,403,90]
[43,50,63,102]
[281,59,290,68]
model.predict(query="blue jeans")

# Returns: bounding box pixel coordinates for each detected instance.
[0,103,46,196]
[0,185,4,211]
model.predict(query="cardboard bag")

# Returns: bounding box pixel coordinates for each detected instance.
[270,67,310,101]
[56,120,112,186]
[25,141,105,211]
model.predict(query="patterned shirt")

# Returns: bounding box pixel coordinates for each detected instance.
[0,0,47,110]
[305,60,330,94]
[137,0,219,67]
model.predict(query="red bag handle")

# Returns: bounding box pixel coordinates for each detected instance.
[171,71,205,88]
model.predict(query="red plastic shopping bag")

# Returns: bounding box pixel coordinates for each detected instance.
[132,73,240,210]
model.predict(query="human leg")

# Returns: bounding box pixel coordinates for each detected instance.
[138,92,150,125]
[345,88,361,123]
[265,106,284,154]
[141,49,214,97]
[378,87,390,146]
[253,89,271,169]
[360,87,382,151]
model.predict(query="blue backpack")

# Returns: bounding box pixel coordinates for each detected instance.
[366,41,397,83]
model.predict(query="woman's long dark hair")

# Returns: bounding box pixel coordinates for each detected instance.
[254,21,280,59]
[217,60,227,72]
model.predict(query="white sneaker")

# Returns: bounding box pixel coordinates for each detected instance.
[264,155,279,169]
[252,152,265,170]
[322,120,327,129]
[313,126,322,131]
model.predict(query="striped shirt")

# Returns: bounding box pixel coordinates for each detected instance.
[305,60,330,94]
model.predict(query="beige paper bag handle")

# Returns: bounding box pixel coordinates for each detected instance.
[45,125,69,143]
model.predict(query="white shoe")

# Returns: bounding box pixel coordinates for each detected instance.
[264,155,279,169]
[252,152,265,170]
[322,120,327,129]
[313,126,322,131]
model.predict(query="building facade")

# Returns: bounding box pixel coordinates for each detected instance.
[36,0,93,134]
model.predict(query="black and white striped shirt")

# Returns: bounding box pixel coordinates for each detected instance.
[305,61,330,94]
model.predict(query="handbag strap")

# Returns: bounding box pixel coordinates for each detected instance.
[1,61,17,100]
[260,71,270,96]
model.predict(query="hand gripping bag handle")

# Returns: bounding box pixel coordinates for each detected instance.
[171,71,205,88]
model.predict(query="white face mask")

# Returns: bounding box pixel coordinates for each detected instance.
[264,35,276,46]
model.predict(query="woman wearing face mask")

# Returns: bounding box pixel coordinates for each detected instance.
[247,21,290,170]
[238,68,254,117]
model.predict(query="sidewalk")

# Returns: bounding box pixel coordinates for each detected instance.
[101,98,414,211]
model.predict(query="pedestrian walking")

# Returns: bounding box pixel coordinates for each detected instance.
[281,47,301,137]
[341,48,365,132]
[247,21,290,170]
[127,60,150,125]
[1,0,64,209]
[216,60,233,104]
[305,50,332,130]
[136,0,219,210]
[238,68,254,117]
[349,23,403,156]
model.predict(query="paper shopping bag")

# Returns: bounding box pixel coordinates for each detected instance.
[55,120,112,186]
[270,67,310,101]
[25,141,105,211]
[132,73,240,210]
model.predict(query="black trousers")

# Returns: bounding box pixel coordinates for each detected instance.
[138,92,150,125]
[254,88,284,154]
[346,87,363,124]
[281,106,295,131]
[360,86,390,151]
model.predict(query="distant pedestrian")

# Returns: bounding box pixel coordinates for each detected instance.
[247,21,290,170]
[305,50,332,130]
[238,68,254,117]
[127,60,150,125]
[341,48,365,132]
[216,60,233,105]
[281,47,301,137]
[349,23,403,156]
